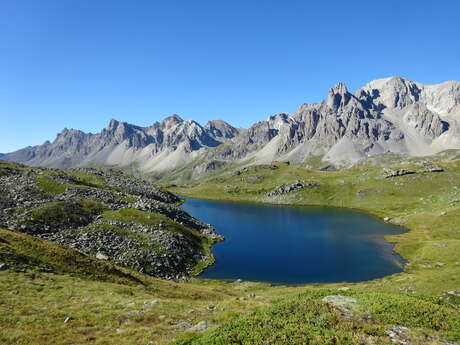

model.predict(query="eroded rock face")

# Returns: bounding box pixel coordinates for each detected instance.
[3,77,460,176]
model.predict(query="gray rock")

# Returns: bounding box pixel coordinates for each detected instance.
[187,320,216,333]
[447,290,460,297]
[95,252,108,260]
[383,169,416,179]
[267,180,319,197]
[143,299,159,307]
[171,321,191,328]
[386,326,411,344]
[321,295,357,316]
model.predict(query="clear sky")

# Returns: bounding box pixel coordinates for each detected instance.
[1,0,460,152]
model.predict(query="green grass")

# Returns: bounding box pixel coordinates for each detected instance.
[1,159,460,345]
[67,170,108,188]
[172,289,460,345]
[0,228,143,285]
[0,160,27,176]
[168,159,460,344]
[121,195,137,203]
[0,228,304,345]
[102,208,205,240]
[22,199,107,229]
[36,175,68,195]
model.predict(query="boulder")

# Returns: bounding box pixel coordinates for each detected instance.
[322,295,357,317]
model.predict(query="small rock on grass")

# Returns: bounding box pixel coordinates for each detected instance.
[447,290,460,297]
[171,321,191,328]
[321,295,357,317]
[96,252,109,260]
[143,299,159,307]
[187,320,216,332]
[387,326,410,344]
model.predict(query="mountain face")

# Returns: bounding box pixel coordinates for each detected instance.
[3,77,460,177]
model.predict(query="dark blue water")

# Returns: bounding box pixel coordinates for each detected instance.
[182,198,405,284]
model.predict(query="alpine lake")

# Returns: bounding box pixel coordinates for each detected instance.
[182,197,405,284]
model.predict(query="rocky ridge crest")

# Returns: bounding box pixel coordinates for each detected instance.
[3,77,460,177]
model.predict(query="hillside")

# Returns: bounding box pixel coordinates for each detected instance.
[0,227,307,345]
[0,160,222,279]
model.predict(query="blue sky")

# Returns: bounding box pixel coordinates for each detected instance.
[1,0,460,152]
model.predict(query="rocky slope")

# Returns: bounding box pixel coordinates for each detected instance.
[0,161,222,279]
[3,77,460,176]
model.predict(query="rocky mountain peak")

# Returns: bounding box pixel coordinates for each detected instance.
[161,114,184,129]
[334,82,348,94]
[205,120,239,139]
[107,118,120,131]
[267,113,290,130]
[327,82,352,110]
[56,128,87,141]
[362,76,422,110]
[3,77,460,175]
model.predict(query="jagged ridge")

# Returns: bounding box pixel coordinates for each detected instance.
[3,77,460,176]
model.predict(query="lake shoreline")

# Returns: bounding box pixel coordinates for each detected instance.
[181,196,407,285]
[178,193,409,279]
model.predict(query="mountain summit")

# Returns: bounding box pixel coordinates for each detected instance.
[3,77,460,177]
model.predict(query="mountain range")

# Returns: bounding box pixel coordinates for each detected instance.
[2,76,460,178]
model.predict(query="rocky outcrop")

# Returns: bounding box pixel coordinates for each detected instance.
[383,169,416,178]
[419,164,444,173]
[0,162,221,279]
[267,180,319,197]
[382,162,445,178]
